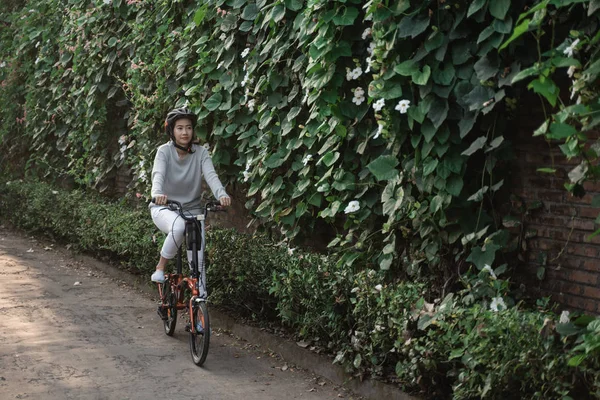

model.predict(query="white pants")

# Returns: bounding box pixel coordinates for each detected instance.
[150,207,203,267]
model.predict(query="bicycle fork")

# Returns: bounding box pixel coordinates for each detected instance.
[187,297,206,334]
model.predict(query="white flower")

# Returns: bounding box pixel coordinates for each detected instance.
[118,135,127,145]
[302,154,313,166]
[241,72,252,87]
[373,123,383,140]
[559,310,570,324]
[367,42,376,56]
[0,62,5,68]
[302,89,310,104]
[287,247,295,256]
[570,83,578,100]
[219,33,226,41]
[352,87,365,105]
[103,0,111,4]
[395,99,410,114]
[372,98,385,112]
[52,190,58,195]
[490,297,507,312]
[362,28,371,40]
[374,284,382,292]
[365,57,373,73]
[247,99,255,112]
[241,48,250,58]
[243,171,251,182]
[482,264,497,279]
[563,38,580,58]
[346,68,353,81]
[344,200,360,214]
[346,67,362,81]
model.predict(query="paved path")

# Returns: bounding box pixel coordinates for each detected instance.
[0,227,357,400]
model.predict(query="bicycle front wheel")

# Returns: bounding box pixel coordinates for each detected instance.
[162,281,177,336]
[189,301,210,366]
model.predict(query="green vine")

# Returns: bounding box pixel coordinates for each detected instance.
[0,0,599,300]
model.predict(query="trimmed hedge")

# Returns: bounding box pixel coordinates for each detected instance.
[1,178,599,399]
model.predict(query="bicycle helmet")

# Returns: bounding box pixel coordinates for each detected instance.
[164,107,198,153]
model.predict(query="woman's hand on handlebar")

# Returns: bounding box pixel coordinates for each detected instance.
[154,194,168,205]
[219,196,231,207]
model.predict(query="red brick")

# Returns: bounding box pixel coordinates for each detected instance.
[571,218,596,231]
[566,244,600,258]
[556,280,584,296]
[582,232,600,245]
[555,256,584,269]
[565,192,593,205]
[544,229,584,242]
[534,215,563,227]
[582,285,600,300]
[559,293,596,313]
[579,207,600,219]
[548,204,578,217]
[538,190,567,203]
[583,180,600,193]
[582,259,600,272]
[566,269,600,285]
[531,239,565,254]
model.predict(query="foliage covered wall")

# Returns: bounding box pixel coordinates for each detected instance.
[1,0,599,296]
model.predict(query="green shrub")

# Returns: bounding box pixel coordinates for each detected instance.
[206,228,279,320]
[0,179,159,273]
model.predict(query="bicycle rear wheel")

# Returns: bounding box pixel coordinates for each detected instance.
[189,301,210,366]
[162,280,177,336]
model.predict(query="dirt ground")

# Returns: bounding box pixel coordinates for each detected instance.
[0,226,360,400]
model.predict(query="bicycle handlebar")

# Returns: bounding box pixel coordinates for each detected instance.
[150,198,226,219]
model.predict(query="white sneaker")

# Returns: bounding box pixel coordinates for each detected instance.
[151,270,165,283]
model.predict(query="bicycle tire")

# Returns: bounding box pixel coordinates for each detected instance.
[189,301,210,366]
[162,280,177,336]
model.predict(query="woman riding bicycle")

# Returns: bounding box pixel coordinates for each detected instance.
[149,107,231,283]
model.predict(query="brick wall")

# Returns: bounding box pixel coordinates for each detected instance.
[512,134,600,314]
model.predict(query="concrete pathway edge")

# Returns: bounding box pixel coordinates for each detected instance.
[76,252,420,400]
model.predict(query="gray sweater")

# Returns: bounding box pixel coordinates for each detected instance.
[150,142,229,211]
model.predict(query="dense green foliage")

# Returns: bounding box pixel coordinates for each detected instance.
[2,178,599,399]
[0,179,160,269]
[0,0,596,293]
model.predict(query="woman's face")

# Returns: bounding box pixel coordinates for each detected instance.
[173,118,193,147]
